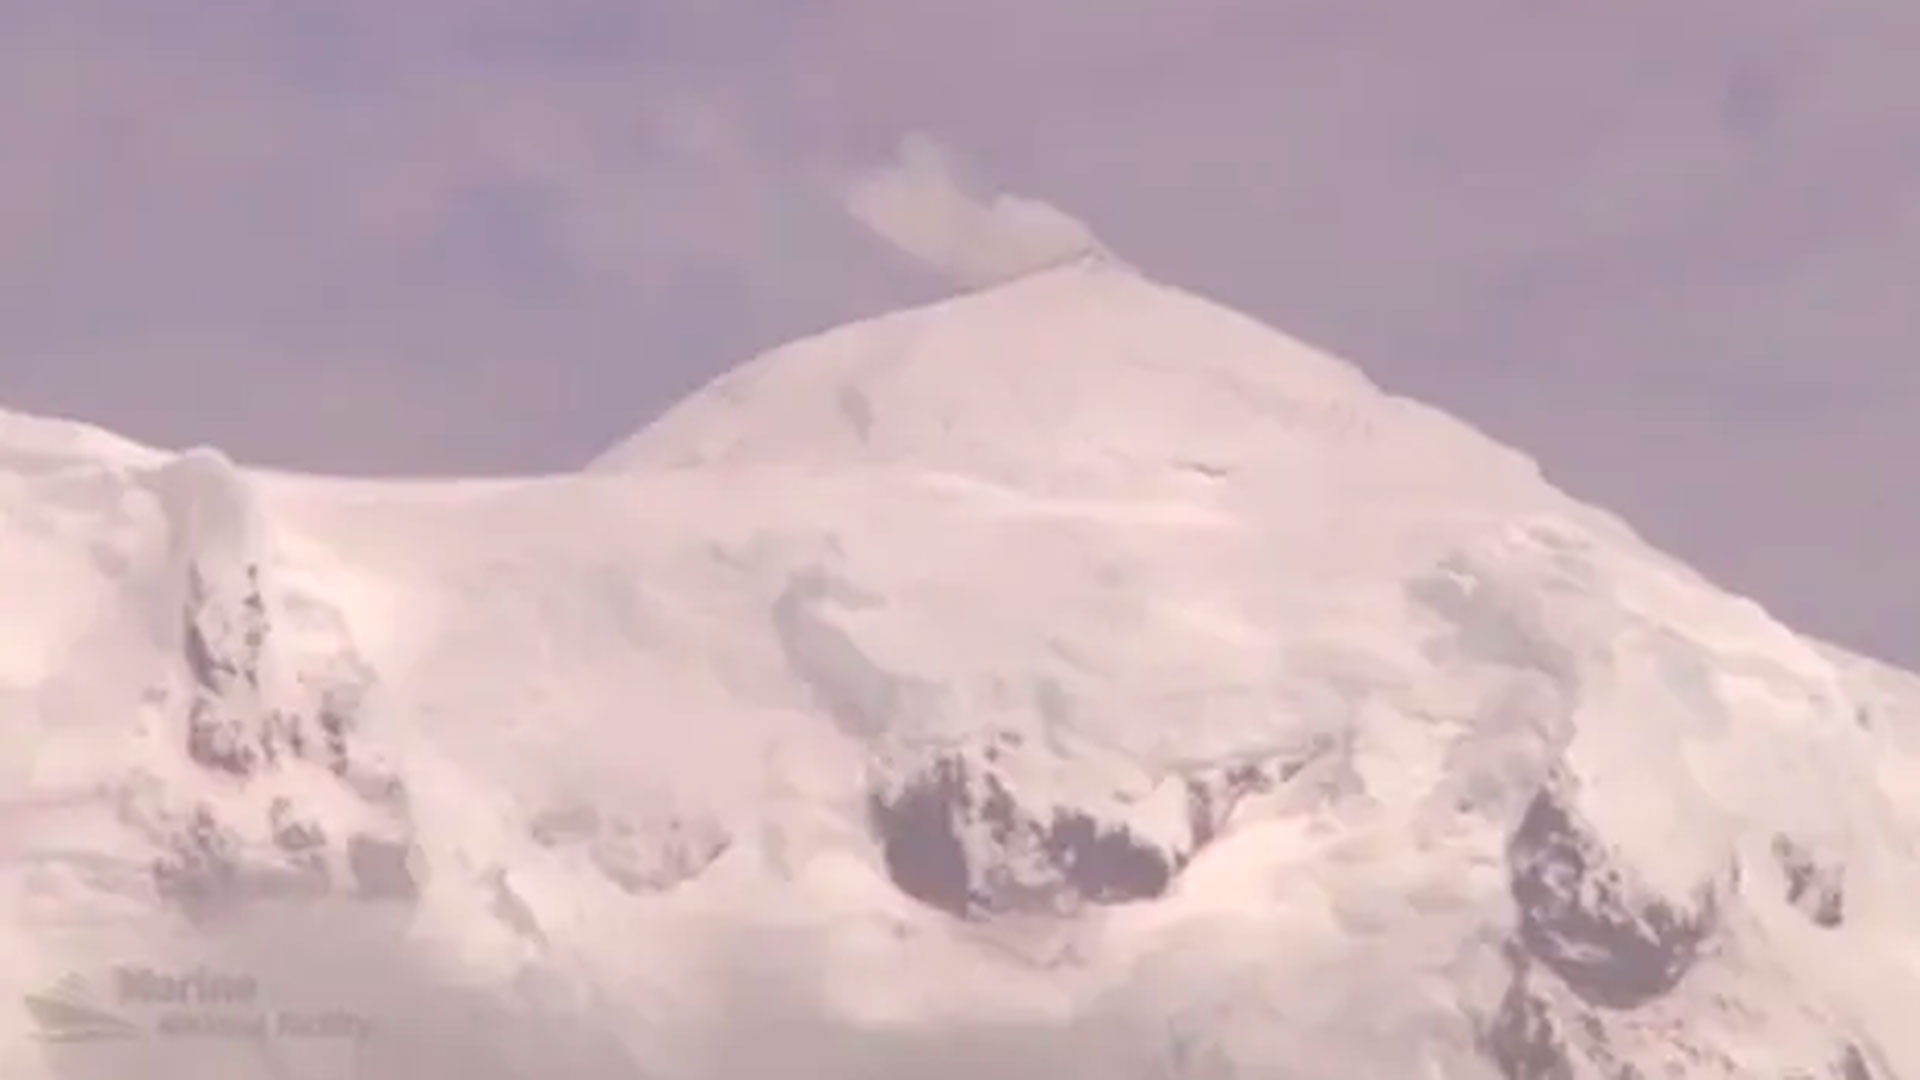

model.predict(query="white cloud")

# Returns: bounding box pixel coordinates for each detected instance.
[841,133,1108,288]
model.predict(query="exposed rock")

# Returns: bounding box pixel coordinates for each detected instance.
[1483,953,1575,1080]
[184,698,263,778]
[180,562,281,778]
[870,757,975,914]
[151,805,241,921]
[346,834,420,901]
[268,797,327,853]
[143,512,420,921]
[1508,782,1717,1009]
[867,734,1337,920]
[1774,836,1846,929]
[870,751,1179,918]
[1040,805,1175,903]
[1183,750,1322,847]
[314,687,361,779]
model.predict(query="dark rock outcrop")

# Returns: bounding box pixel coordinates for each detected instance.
[1774,835,1846,929]
[869,757,977,915]
[866,740,1333,920]
[179,560,379,787]
[151,805,242,922]
[182,563,279,778]
[1183,752,1318,848]
[346,834,420,900]
[1507,782,1718,1010]
[1483,951,1576,1080]
[868,751,1180,919]
[141,489,416,917]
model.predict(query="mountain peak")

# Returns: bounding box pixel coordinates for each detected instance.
[588,263,1522,497]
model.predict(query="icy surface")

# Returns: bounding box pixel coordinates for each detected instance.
[5,260,1920,1078]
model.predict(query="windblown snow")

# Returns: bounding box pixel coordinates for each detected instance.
[4,256,1919,1079]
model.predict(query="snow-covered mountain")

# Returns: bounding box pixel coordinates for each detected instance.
[5,255,1920,1079]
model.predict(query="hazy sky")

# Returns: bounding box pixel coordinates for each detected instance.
[3,0,1919,665]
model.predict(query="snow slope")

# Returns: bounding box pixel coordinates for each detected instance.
[5,257,1919,1079]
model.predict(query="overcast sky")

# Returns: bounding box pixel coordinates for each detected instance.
[3,0,1918,665]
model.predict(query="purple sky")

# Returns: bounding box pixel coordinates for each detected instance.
[4,0,1919,665]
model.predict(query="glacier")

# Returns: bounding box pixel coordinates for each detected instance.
[3,256,1919,1078]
